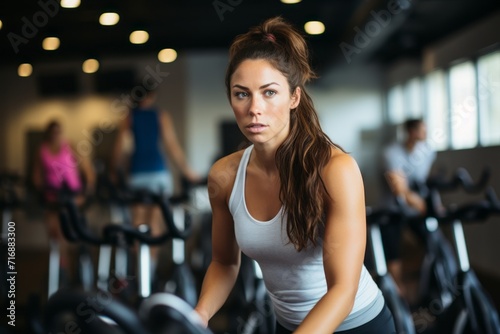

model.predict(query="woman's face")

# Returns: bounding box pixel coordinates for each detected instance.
[48,124,62,143]
[229,59,300,148]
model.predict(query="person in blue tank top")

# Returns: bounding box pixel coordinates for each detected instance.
[111,87,200,279]
[193,17,396,333]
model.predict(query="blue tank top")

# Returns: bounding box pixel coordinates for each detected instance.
[130,107,167,174]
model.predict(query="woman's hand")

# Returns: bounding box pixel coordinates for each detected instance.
[185,169,205,185]
[193,307,210,328]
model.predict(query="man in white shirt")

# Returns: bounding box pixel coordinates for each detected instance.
[379,118,436,300]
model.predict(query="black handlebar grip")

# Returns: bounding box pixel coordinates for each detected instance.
[103,222,171,246]
[63,199,102,245]
[455,167,490,193]
[155,195,192,240]
[486,186,500,212]
[449,201,491,222]
[427,166,490,193]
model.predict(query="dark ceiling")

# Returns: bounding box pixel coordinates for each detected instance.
[1,0,499,73]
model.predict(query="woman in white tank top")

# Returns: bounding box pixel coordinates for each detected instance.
[194,16,396,334]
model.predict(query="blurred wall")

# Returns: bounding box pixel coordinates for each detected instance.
[312,64,385,206]
[184,51,232,174]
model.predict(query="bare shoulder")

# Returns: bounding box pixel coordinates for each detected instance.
[208,149,246,201]
[158,109,171,122]
[322,147,365,211]
[322,147,363,191]
[325,147,361,174]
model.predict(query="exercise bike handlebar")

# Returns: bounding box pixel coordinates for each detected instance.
[58,188,193,246]
[366,196,421,226]
[486,186,500,212]
[104,191,192,242]
[109,188,195,240]
[427,166,490,193]
[368,185,500,229]
[439,186,500,224]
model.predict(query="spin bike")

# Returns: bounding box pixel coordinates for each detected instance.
[420,185,500,334]
[410,167,491,311]
[366,200,417,334]
[58,186,197,307]
[42,188,212,333]
[27,185,95,334]
[406,167,500,334]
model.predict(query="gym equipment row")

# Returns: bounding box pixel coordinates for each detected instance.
[367,167,500,334]
[1,165,500,333]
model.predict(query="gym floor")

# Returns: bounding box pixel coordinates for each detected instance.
[7,213,500,334]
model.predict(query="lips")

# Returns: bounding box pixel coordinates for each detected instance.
[246,123,267,134]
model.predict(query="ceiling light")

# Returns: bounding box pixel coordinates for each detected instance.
[130,30,149,44]
[158,48,177,63]
[42,37,60,50]
[60,0,80,8]
[99,12,120,26]
[304,21,325,35]
[82,58,99,73]
[280,0,302,3]
[18,63,33,77]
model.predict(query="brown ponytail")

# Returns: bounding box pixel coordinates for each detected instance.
[225,16,344,251]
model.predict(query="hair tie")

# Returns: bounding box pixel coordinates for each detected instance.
[264,33,276,43]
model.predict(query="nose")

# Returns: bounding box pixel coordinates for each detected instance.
[248,96,263,117]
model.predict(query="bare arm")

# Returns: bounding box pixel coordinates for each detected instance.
[385,170,426,214]
[69,143,95,193]
[295,152,367,333]
[194,156,241,327]
[158,111,200,182]
[110,115,130,180]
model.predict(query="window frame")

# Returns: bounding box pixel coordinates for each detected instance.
[384,45,500,151]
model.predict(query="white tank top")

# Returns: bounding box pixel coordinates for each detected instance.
[229,145,384,331]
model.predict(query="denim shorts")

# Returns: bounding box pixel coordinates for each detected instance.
[129,170,173,197]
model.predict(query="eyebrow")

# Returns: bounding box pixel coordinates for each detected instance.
[232,82,280,90]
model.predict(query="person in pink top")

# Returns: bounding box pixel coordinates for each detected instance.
[32,119,95,284]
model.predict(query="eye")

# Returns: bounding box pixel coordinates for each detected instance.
[264,90,276,97]
[234,91,248,99]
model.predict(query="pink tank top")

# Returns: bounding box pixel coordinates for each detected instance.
[39,141,82,192]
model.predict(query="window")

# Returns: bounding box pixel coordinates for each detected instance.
[478,51,500,146]
[387,85,405,124]
[448,61,478,149]
[386,49,499,150]
[424,70,448,151]
[404,77,423,119]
